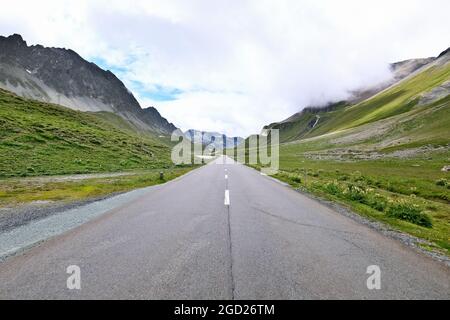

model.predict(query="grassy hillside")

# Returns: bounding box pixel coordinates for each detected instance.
[247,58,450,256]
[91,111,177,147]
[0,88,200,208]
[0,89,176,177]
[269,61,450,143]
[266,101,348,143]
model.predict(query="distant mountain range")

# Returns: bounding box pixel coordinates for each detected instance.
[185,129,244,149]
[0,34,176,135]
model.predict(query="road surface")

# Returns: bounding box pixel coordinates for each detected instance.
[0,156,448,299]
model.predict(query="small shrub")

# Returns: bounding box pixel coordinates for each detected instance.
[409,187,418,195]
[386,183,395,192]
[370,200,386,212]
[306,170,319,177]
[324,182,341,195]
[435,178,447,187]
[89,138,102,145]
[291,175,302,183]
[119,160,128,167]
[374,180,382,187]
[386,201,432,228]
[366,194,387,212]
[345,184,366,202]
[307,171,314,176]
[437,193,449,201]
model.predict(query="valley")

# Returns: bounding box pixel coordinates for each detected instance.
[1,2,449,302]
[0,36,448,259]
[0,33,448,301]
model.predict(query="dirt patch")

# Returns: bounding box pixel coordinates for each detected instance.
[303,144,449,161]
[15,172,138,184]
[419,81,450,105]
[0,192,125,233]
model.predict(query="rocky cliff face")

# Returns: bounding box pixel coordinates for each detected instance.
[0,34,176,134]
[141,107,177,133]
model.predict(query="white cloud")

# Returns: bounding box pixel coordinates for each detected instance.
[1,0,449,136]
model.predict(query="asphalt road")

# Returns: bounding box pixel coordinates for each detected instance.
[0,156,448,299]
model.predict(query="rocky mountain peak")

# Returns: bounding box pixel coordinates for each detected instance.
[0,33,177,135]
[437,47,450,59]
[1,34,26,46]
[185,129,244,149]
[142,107,177,133]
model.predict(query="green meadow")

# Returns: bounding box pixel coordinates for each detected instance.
[245,62,450,255]
[0,89,198,207]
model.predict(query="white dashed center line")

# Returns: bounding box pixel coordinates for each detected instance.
[224,190,230,206]
[225,174,228,179]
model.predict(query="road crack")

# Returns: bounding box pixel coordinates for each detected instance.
[226,204,235,300]
[251,206,360,236]
[224,167,235,299]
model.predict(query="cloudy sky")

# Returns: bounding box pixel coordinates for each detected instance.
[1,0,449,137]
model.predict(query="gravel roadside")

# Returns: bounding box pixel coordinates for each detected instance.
[0,167,199,261]
[0,193,126,233]
[0,185,157,261]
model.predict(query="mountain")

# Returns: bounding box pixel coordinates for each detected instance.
[185,129,244,150]
[265,47,450,143]
[0,34,176,135]
[348,56,435,104]
[249,48,449,254]
[0,88,175,177]
[141,107,177,134]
